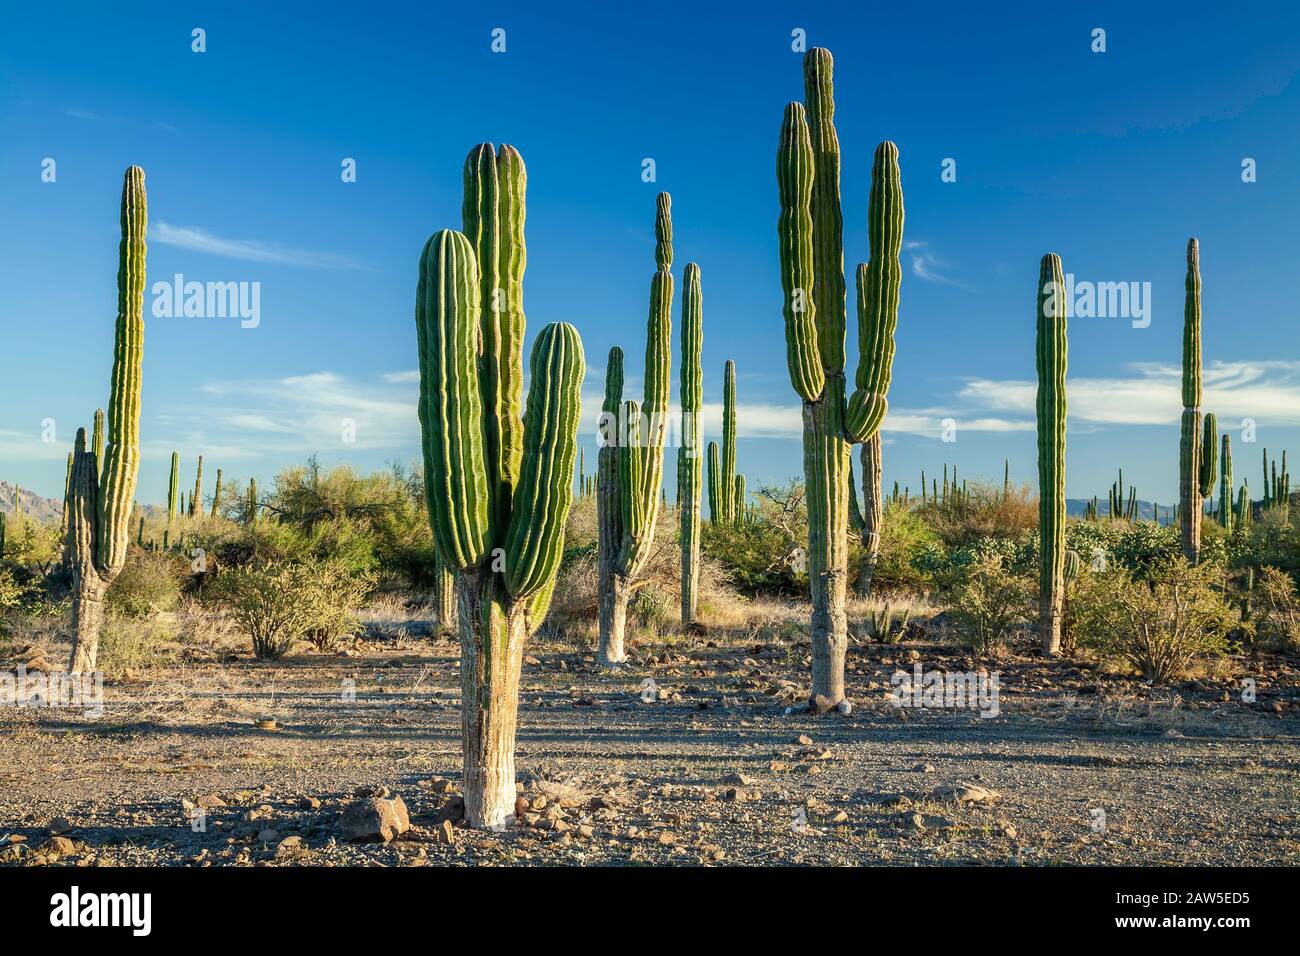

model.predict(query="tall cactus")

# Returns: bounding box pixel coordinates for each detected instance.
[190,455,203,518]
[1036,253,1067,656]
[246,478,257,525]
[211,468,223,518]
[720,359,737,521]
[167,452,179,523]
[1180,238,1204,563]
[678,262,704,625]
[91,408,104,476]
[855,433,883,594]
[1199,413,1217,501]
[777,49,903,710]
[66,166,146,673]
[596,194,673,666]
[417,144,584,828]
[1219,433,1233,531]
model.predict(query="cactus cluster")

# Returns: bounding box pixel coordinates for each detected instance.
[1261,448,1290,511]
[596,193,673,666]
[1109,469,1137,521]
[777,48,903,709]
[416,143,584,828]
[66,166,147,673]
[1036,253,1067,656]
[705,360,746,526]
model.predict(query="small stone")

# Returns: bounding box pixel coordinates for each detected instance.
[930,783,1000,805]
[577,825,594,838]
[298,796,321,810]
[523,813,542,827]
[435,819,455,845]
[46,836,75,857]
[913,763,936,774]
[514,796,530,817]
[274,836,304,860]
[795,734,814,746]
[835,699,853,715]
[720,787,750,803]
[721,772,752,786]
[255,718,278,731]
[256,829,280,843]
[656,831,675,845]
[427,778,455,795]
[197,794,228,809]
[524,655,542,666]
[829,810,849,824]
[809,694,837,715]
[339,794,410,843]
[48,816,72,835]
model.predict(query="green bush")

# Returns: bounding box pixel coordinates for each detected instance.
[99,611,173,675]
[946,555,1035,655]
[1070,560,1236,682]
[105,549,184,618]
[1253,566,1300,651]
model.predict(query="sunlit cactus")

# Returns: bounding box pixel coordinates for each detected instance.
[1036,253,1067,656]
[678,262,704,625]
[66,166,147,673]
[1180,238,1204,563]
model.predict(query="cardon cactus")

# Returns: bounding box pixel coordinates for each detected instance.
[167,452,179,523]
[91,408,104,475]
[776,48,903,710]
[678,262,704,625]
[211,468,223,518]
[1036,253,1067,656]
[66,166,146,673]
[720,359,737,521]
[596,193,673,666]
[706,440,721,521]
[855,433,883,594]
[433,555,457,633]
[246,478,257,525]
[1180,238,1204,563]
[190,455,203,518]
[1219,433,1233,531]
[417,143,585,829]
[1199,413,1217,500]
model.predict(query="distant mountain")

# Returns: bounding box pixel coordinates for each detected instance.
[0,481,63,522]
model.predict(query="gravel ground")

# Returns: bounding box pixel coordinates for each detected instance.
[2,628,1298,867]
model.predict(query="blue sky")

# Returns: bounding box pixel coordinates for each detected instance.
[3,1,1299,510]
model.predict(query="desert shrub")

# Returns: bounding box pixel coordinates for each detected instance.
[703,481,807,595]
[1239,506,1300,575]
[914,482,1038,549]
[105,549,184,618]
[99,611,173,675]
[1253,566,1300,651]
[630,584,674,638]
[1071,560,1236,682]
[215,559,372,660]
[946,555,1034,655]
[867,503,942,593]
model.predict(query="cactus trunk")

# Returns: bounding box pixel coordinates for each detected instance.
[1219,433,1233,531]
[68,167,146,673]
[1180,239,1204,563]
[855,433,883,596]
[190,455,203,518]
[167,452,179,524]
[678,263,703,625]
[211,469,222,518]
[417,144,584,827]
[1035,253,1067,657]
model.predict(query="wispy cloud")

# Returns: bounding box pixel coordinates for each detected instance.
[904,240,970,289]
[152,222,368,271]
[64,106,107,122]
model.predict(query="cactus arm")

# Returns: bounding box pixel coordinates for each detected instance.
[1036,253,1068,656]
[167,451,179,524]
[802,48,846,375]
[679,263,704,622]
[1199,412,1218,500]
[95,167,146,574]
[417,229,491,570]
[504,322,584,599]
[707,441,720,524]
[845,142,904,442]
[1220,433,1233,531]
[722,359,737,522]
[777,103,824,402]
[462,144,527,540]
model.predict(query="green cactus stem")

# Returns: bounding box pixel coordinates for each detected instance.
[167,452,179,524]
[190,455,203,518]
[1219,433,1233,531]
[1036,252,1067,656]
[1180,238,1204,563]
[66,166,146,673]
[678,262,704,625]
[211,469,222,518]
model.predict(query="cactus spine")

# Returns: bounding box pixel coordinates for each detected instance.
[1036,253,1067,656]
[66,166,146,673]
[777,49,903,709]
[190,456,203,518]
[1180,238,1204,563]
[417,144,584,828]
[596,194,673,666]
[678,262,704,625]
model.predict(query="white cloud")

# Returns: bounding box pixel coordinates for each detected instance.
[152,222,368,271]
[904,240,969,289]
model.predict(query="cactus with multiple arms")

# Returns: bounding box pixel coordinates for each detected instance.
[1180,239,1204,563]
[417,144,585,828]
[66,166,146,673]
[1036,253,1068,656]
[678,262,704,625]
[777,49,904,709]
[596,194,673,665]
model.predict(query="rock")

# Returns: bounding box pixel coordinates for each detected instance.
[426,778,456,794]
[835,699,853,715]
[923,815,957,830]
[656,831,675,845]
[930,783,1000,805]
[913,763,936,774]
[514,796,530,818]
[795,734,814,747]
[721,772,752,786]
[48,816,72,835]
[256,828,281,843]
[828,810,849,824]
[197,794,227,809]
[524,655,542,667]
[906,812,926,830]
[255,718,278,731]
[297,796,320,810]
[274,836,304,860]
[339,794,410,843]
[577,825,594,839]
[434,820,455,845]
[720,787,751,803]
[46,836,75,857]
[809,694,837,715]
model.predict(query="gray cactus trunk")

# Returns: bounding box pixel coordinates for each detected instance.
[856,434,883,597]
[456,570,526,829]
[69,576,107,674]
[805,395,849,709]
[596,438,630,666]
[435,564,457,632]
[597,571,630,666]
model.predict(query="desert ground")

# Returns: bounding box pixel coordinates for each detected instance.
[3,597,1297,868]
